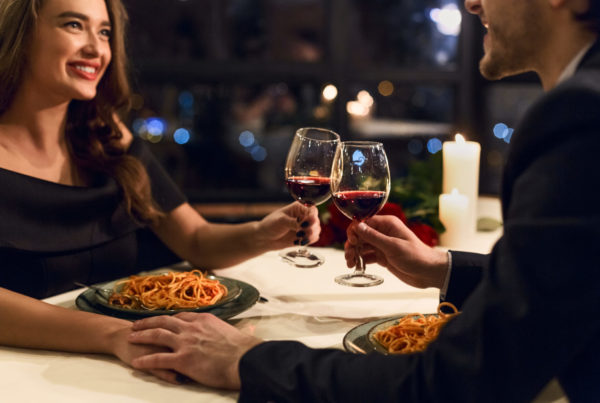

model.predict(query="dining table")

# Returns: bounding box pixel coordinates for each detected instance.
[0,197,566,402]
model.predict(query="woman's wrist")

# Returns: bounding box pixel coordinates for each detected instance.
[249,220,273,254]
[101,319,134,356]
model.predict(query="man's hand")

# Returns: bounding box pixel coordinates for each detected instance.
[345,216,448,289]
[128,313,262,389]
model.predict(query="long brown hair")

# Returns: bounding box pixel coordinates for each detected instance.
[0,0,163,224]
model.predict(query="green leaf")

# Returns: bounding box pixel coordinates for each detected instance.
[388,152,445,234]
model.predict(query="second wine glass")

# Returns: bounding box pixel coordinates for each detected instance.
[331,141,390,286]
[280,127,340,268]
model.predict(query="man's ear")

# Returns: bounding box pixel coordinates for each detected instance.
[549,0,591,13]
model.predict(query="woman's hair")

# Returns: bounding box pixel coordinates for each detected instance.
[0,0,36,114]
[0,0,164,224]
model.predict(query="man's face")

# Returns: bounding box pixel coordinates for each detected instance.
[465,0,548,80]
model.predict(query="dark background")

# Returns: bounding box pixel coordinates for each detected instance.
[122,0,542,206]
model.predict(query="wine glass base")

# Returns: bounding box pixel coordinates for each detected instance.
[279,249,324,268]
[335,273,384,287]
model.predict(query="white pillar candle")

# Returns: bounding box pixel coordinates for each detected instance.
[439,188,470,248]
[442,133,481,235]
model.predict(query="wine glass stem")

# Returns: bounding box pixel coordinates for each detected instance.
[297,246,309,256]
[354,243,366,274]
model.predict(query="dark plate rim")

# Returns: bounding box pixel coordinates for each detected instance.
[92,274,242,315]
[343,313,440,355]
[76,276,260,321]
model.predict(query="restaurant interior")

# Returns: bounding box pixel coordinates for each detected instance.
[3,0,586,401]
[123,0,541,222]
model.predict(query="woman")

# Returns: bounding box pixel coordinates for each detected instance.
[0,0,319,374]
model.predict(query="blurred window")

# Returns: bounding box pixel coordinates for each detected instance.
[348,0,461,69]
[125,0,326,63]
[345,82,455,180]
[128,82,334,200]
[122,0,471,202]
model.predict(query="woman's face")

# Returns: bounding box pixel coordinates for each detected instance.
[25,0,112,103]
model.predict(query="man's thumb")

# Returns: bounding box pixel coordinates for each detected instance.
[355,222,394,251]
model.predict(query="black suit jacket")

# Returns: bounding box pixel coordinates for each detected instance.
[238,41,600,403]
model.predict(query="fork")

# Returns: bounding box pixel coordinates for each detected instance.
[73,281,114,301]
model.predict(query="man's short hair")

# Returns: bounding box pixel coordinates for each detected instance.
[577,0,600,32]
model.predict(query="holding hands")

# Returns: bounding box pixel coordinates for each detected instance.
[109,325,182,383]
[128,313,261,389]
[123,214,449,389]
[344,216,449,289]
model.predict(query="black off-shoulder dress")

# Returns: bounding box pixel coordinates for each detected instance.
[0,138,187,299]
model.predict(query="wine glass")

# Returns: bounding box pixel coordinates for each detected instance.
[280,127,340,268]
[330,141,390,287]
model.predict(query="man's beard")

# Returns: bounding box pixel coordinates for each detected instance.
[479,16,540,81]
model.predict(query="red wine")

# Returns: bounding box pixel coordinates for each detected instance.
[332,190,387,221]
[286,176,332,206]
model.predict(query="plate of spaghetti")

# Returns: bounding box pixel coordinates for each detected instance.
[343,302,460,355]
[76,270,256,318]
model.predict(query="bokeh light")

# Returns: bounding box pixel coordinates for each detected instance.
[239,130,255,147]
[146,117,166,136]
[250,145,267,161]
[173,128,191,144]
[378,80,394,97]
[178,91,194,109]
[408,139,424,155]
[427,138,443,154]
[357,90,374,107]
[493,122,514,143]
[429,4,462,36]
[322,84,338,101]
[346,101,369,117]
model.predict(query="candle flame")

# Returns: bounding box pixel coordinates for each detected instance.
[455,133,465,143]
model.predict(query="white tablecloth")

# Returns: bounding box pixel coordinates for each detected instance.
[0,197,566,402]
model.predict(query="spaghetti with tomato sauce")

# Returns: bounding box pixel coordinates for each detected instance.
[373,302,460,354]
[107,270,227,310]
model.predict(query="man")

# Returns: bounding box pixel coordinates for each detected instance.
[127,0,600,401]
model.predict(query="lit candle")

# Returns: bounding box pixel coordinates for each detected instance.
[442,133,481,234]
[439,188,469,248]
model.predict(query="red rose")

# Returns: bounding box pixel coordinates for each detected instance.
[317,202,410,247]
[327,202,351,232]
[313,222,336,246]
[407,221,439,247]
[377,202,407,223]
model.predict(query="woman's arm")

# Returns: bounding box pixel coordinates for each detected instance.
[116,121,320,269]
[149,201,320,269]
[0,287,165,368]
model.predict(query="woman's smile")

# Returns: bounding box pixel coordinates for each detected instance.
[68,61,101,81]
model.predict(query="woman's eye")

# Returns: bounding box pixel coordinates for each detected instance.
[64,21,82,30]
[100,29,112,39]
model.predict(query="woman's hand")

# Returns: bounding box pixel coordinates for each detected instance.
[345,215,448,289]
[256,201,320,250]
[108,324,178,381]
[128,313,262,389]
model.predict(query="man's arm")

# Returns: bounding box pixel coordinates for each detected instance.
[443,250,488,308]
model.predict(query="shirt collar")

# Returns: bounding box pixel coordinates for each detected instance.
[556,41,595,85]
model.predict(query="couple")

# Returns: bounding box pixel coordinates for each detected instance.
[1,0,599,401]
[129,0,600,401]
